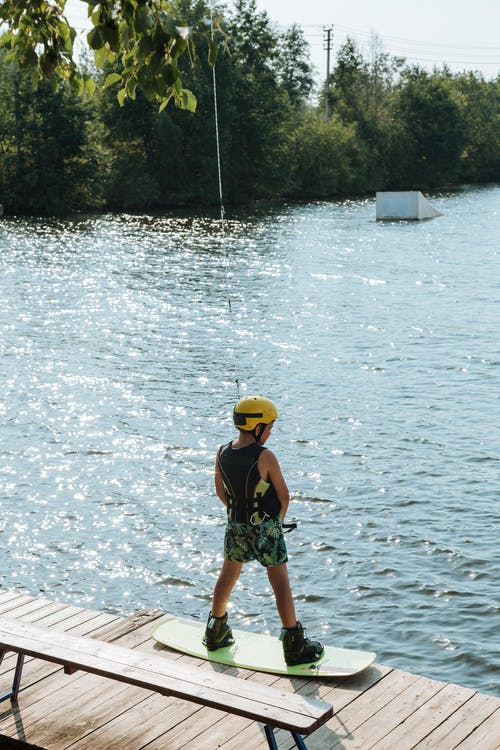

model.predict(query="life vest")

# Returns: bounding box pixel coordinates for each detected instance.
[217,441,281,524]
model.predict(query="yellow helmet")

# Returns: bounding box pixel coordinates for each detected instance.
[233,396,278,431]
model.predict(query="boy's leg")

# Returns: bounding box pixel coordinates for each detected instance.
[267,563,324,665]
[204,559,242,650]
[266,563,297,629]
[211,559,243,617]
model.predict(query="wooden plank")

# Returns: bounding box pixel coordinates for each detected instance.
[203,715,272,750]
[192,664,392,750]
[0,609,127,730]
[17,680,155,749]
[88,609,163,644]
[0,608,120,685]
[5,598,263,750]
[35,635,279,750]
[66,693,197,750]
[453,706,500,750]
[328,675,445,750]
[142,704,250,750]
[33,640,266,750]
[0,614,159,713]
[0,591,27,606]
[1,616,328,747]
[0,601,76,670]
[0,594,39,615]
[301,663,392,707]
[414,691,500,749]
[313,672,444,750]
[371,682,477,749]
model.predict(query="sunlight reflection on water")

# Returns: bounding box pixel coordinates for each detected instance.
[1,187,499,695]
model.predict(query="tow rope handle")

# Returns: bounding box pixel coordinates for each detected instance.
[282,522,297,533]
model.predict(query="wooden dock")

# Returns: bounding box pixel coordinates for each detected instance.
[0,588,498,749]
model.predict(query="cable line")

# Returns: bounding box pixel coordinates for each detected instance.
[209,3,240,400]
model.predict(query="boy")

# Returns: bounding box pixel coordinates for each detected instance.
[204,395,324,666]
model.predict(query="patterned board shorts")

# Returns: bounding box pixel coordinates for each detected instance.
[224,517,288,568]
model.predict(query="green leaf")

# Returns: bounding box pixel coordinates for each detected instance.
[104,72,122,90]
[39,50,58,76]
[171,37,187,59]
[161,63,177,86]
[102,22,120,52]
[0,31,14,49]
[181,88,197,112]
[19,46,38,68]
[158,93,173,112]
[122,0,137,21]
[93,45,108,69]
[126,76,138,99]
[117,87,127,106]
[134,6,153,35]
[91,7,102,25]
[87,26,103,50]
[119,21,130,48]
[138,33,156,58]
[84,75,96,96]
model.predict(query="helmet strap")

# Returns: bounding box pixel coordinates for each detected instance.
[252,423,266,443]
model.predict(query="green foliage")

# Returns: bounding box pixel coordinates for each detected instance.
[0,7,498,216]
[452,73,500,183]
[0,0,78,84]
[0,49,102,214]
[289,113,371,198]
[276,23,314,110]
[386,68,467,188]
[220,0,295,201]
[0,0,203,110]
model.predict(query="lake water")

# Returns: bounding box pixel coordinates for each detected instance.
[1,185,499,696]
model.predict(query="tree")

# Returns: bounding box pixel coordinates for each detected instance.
[324,38,369,126]
[275,23,314,110]
[288,112,371,198]
[96,0,223,208]
[222,0,294,201]
[453,72,500,183]
[386,68,467,188]
[0,0,219,110]
[0,49,101,213]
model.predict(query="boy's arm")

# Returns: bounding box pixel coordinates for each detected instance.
[214,453,228,506]
[259,450,290,521]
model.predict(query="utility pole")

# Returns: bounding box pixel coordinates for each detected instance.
[323,25,333,121]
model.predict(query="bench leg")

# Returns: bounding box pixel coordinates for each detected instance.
[264,725,308,750]
[0,652,25,703]
[291,732,308,750]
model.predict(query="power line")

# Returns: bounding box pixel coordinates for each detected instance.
[279,22,500,66]
[300,23,500,51]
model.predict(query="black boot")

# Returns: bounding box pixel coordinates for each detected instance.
[281,622,324,666]
[203,612,234,651]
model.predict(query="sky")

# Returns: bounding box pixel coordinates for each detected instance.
[66,0,500,83]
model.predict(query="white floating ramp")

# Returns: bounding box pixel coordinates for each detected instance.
[376,191,442,220]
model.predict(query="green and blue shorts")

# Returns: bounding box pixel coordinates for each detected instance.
[224,517,288,568]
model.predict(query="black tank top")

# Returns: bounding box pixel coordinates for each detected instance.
[217,441,281,524]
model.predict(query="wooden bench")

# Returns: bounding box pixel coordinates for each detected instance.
[0,616,333,750]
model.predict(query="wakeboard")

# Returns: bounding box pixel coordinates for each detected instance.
[152,615,376,678]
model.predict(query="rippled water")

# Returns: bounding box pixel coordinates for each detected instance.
[1,186,499,696]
